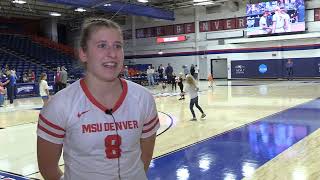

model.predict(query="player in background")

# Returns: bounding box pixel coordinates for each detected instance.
[37,18,159,180]
[281,7,291,32]
[259,10,272,34]
[177,73,185,100]
[184,75,206,121]
[208,73,214,88]
[171,72,177,91]
[38,73,50,107]
[272,6,284,33]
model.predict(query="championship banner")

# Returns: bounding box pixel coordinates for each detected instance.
[156,26,165,36]
[184,23,195,33]
[174,24,185,35]
[236,17,247,28]
[224,18,237,30]
[199,21,210,32]
[210,20,224,31]
[164,25,174,36]
[145,27,156,38]
[136,28,146,39]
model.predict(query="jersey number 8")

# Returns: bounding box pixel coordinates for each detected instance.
[105,135,122,159]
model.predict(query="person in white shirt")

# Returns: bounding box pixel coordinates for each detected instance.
[272,6,285,33]
[281,7,291,32]
[39,73,50,107]
[37,18,159,180]
[184,75,206,121]
[146,66,155,86]
[194,65,199,80]
[259,10,272,34]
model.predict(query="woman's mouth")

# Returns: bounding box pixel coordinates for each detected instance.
[102,62,117,68]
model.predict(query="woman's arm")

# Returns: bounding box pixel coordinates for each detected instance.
[37,137,63,180]
[45,82,50,97]
[140,133,156,173]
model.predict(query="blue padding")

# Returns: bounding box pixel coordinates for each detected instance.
[41,0,174,20]
[41,0,102,7]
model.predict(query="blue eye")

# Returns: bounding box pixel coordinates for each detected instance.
[114,44,123,49]
[98,43,107,48]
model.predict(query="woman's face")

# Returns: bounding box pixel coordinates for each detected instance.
[80,27,124,82]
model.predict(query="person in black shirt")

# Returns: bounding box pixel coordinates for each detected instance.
[190,64,195,78]
[158,64,164,82]
[177,73,185,100]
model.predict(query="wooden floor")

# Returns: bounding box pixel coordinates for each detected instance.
[1,80,320,180]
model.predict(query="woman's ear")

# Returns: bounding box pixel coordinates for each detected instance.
[79,48,87,63]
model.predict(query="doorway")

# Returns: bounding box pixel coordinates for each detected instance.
[211,59,228,79]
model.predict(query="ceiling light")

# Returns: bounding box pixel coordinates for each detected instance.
[12,0,26,4]
[138,0,148,3]
[104,3,111,6]
[49,12,61,17]
[194,1,214,6]
[75,7,86,12]
[193,0,209,2]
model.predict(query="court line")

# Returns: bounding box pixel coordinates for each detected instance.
[0,170,39,180]
[25,163,64,178]
[148,97,320,179]
[157,111,174,137]
[0,121,37,129]
[152,97,320,159]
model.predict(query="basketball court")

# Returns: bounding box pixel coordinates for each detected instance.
[1,79,320,179]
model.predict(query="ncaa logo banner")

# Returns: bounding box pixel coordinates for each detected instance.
[259,64,268,74]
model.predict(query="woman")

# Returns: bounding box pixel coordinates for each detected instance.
[208,73,214,88]
[184,75,206,121]
[39,73,50,107]
[37,18,159,180]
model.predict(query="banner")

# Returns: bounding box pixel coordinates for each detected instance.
[184,23,195,33]
[231,58,320,78]
[15,83,37,98]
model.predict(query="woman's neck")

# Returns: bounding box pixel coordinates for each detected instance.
[85,74,120,94]
[83,74,123,107]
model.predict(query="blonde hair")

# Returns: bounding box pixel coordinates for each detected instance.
[186,74,197,88]
[39,73,47,83]
[79,17,123,52]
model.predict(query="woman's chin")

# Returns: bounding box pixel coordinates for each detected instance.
[101,73,121,82]
[100,75,118,82]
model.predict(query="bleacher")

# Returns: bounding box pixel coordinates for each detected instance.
[0,50,48,82]
[0,33,83,81]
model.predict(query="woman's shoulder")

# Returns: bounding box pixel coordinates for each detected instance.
[126,80,153,96]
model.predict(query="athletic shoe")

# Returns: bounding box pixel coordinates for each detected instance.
[201,113,206,118]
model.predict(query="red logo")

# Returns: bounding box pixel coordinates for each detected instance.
[77,110,90,118]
